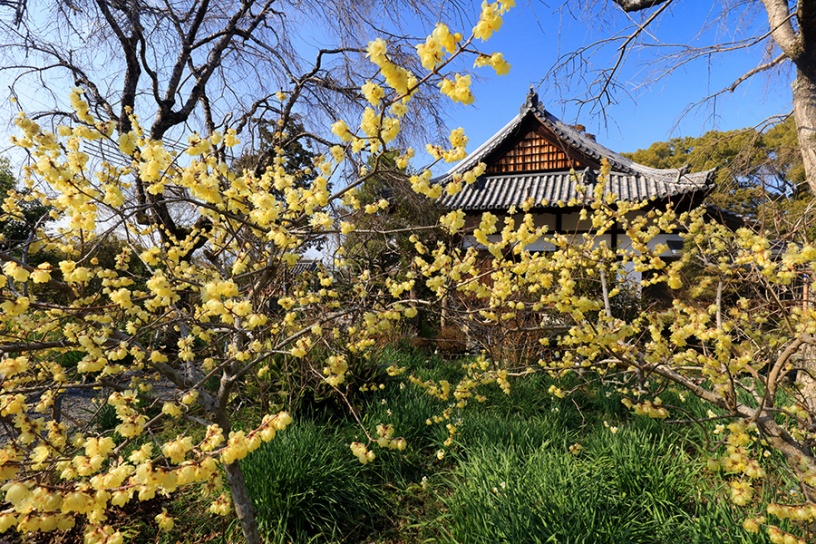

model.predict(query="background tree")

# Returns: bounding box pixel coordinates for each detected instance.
[342,152,440,275]
[0,157,51,252]
[552,0,816,196]
[623,118,815,236]
[0,158,12,195]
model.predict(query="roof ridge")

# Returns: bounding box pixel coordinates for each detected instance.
[437,90,716,185]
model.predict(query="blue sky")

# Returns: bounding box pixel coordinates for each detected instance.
[0,0,794,162]
[439,0,792,154]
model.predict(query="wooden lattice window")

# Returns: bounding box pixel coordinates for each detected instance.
[488,130,582,174]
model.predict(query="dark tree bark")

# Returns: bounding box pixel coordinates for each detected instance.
[611,0,671,12]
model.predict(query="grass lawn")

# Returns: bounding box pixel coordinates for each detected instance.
[151,347,790,543]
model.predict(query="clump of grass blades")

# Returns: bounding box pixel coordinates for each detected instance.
[433,422,772,544]
[241,422,388,543]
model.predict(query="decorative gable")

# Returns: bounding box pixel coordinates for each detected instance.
[487,128,586,174]
[437,89,716,212]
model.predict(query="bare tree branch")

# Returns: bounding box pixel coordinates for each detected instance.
[612,0,671,12]
[729,52,787,92]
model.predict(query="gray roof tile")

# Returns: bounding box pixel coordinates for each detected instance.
[437,90,715,211]
[442,171,710,211]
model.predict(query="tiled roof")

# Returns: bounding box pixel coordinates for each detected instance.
[442,169,712,211]
[287,259,319,277]
[437,90,715,211]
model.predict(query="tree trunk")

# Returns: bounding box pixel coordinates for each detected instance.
[798,271,816,410]
[215,377,261,544]
[792,69,816,196]
[793,68,816,406]
[224,460,262,544]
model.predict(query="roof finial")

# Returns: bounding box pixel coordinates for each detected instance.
[522,85,539,113]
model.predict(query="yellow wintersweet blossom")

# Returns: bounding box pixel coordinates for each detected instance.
[209,494,232,516]
[162,402,182,418]
[729,480,753,506]
[360,108,380,138]
[181,390,199,406]
[1,296,29,317]
[350,442,376,464]
[361,81,385,106]
[30,264,51,283]
[367,37,388,64]
[161,437,194,464]
[2,262,29,283]
[473,1,505,41]
[331,119,354,142]
[223,128,240,147]
[366,38,417,97]
[439,74,475,105]
[416,23,461,70]
[69,87,94,124]
[155,510,174,531]
[474,52,511,75]
[440,210,466,234]
[109,288,133,309]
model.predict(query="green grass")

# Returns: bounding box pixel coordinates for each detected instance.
[222,348,789,543]
[426,420,771,544]
[241,422,388,543]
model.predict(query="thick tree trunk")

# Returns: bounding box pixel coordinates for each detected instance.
[793,69,816,196]
[215,378,261,544]
[793,66,816,404]
[224,460,262,544]
[792,68,816,406]
[798,273,816,410]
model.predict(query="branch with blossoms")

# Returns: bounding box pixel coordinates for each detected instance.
[407,172,816,542]
[0,2,521,543]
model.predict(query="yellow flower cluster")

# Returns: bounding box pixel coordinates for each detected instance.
[139,139,174,186]
[375,424,407,451]
[474,52,511,75]
[428,127,470,164]
[69,87,94,124]
[221,431,258,465]
[712,422,767,481]
[409,376,451,400]
[367,38,418,97]
[473,0,513,41]
[408,169,442,199]
[438,74,475,105]
[323,354,349,386]
[31,264,51,283]
[439,210,466,234]
[2,261,29,283]
[767,503,816,523]
[631,398,669,419]
[416,23,461,70]
[547,384,566,398]
[766,527,806,544]
[361,81,385,106]
[729,479,753,506]
[350,442,376,464]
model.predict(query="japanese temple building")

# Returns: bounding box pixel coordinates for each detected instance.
[437,90,719,264]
